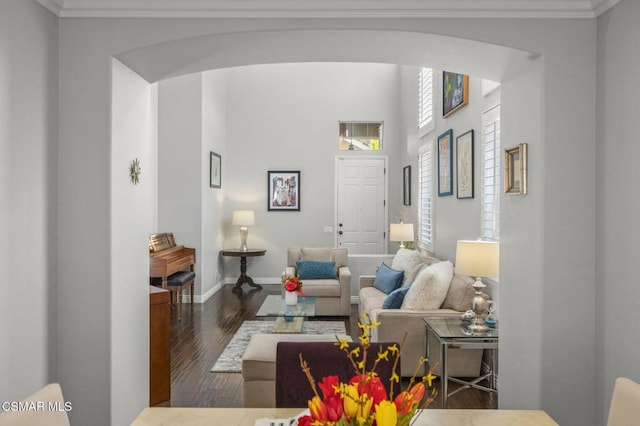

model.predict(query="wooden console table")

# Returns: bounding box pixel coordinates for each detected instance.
[221,249,266,293]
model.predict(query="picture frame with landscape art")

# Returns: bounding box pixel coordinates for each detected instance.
[456,129,474,199]
[437,129,453,197]
[443,71,469,118]
[268,170,300,211]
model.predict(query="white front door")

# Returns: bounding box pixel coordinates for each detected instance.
[335,156,387,254]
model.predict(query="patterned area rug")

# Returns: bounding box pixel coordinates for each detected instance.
[211,320,347,373]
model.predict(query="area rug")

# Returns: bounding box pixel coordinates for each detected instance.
[211,320,347,373]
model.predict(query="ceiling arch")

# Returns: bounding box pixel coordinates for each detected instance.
[115,29,538,83]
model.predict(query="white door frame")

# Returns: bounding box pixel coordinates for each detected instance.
[333,155,389,251]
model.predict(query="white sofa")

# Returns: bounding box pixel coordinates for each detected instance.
[281,247,351,316]
[358,248,484,377]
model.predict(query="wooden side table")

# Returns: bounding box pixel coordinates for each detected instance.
[221,248,267,293]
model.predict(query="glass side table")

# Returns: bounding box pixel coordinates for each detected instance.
[423,316,498,408]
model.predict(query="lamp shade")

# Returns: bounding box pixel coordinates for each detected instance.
[232,210,255,226]
[389,223,414,242]
[455,240,499,278]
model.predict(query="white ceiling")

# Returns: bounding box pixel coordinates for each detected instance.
[37,0,620,19]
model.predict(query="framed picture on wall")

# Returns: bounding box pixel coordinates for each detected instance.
[504,143,528,195]
[437,129,454,196]
[210,151,221,188]
[403,165,411,205]
[443,71,469,118]
[268,170,300,211]
[456,129,474,199]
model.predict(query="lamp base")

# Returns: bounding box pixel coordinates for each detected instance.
[239,227,249,251]
[470,277,489,332]
[467,322,489,332]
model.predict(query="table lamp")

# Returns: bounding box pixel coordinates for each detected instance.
[455,240,499,332]
[389,223,414,249]
[232,210,255,252]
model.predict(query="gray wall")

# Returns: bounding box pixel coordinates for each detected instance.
[6,1,638,424]
[596,1,640,424]
[0,0,58,405]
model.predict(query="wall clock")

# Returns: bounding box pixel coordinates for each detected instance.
[129,158,141,185]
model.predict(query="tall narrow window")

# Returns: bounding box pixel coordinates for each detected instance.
[418,67,434,137]
[481,105,501,241]
[418,142,433,249]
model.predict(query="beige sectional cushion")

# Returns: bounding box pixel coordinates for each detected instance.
[300,279,341,297]
[441,273,476,312]
[301,247,333,261]
[359,286,387,313]
[401,260,454,310]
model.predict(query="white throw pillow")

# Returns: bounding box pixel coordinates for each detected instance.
[401,260,454,310]
[391,248,425,284]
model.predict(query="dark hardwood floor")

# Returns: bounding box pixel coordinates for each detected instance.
[160,283,497,410]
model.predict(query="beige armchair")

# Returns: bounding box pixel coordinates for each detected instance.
[282,247,351,316]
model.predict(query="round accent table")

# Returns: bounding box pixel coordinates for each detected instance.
[221,248,267,293]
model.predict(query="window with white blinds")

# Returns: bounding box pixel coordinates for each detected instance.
[418,67,434,137]
[481,105,501,242]
[418,142,433,248]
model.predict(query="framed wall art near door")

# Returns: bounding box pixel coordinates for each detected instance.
[437,129,453,197]
[210,151,221,188]
[443,71,469,118]
[456,129,474,199]
[268,170,300,211]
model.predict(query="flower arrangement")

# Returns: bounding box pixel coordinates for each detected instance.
[297,314,437,426]
[284,275,305,295]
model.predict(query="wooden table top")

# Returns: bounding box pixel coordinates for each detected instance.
[221,248,267,257]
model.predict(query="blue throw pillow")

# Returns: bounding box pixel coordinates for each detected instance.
[382,284,412,309]
[373,263,404,294]
[296,260,337,280]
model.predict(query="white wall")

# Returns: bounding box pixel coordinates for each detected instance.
[110,58,157,426]
[51,15,597,426]
[0,0,58,403]
[201,70,228,298]
[222,62,403,279]
[158,74,204,293]
[596,1,640,423]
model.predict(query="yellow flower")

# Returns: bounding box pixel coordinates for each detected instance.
[387,344,399,354]
[376,349,390,362]
[390,372,400,384]
[375,400,398,426]
[424,371,437,387]
[335,339,350,350]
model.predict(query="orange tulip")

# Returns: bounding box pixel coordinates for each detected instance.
[394,383,425,416]
[308,395,328,421]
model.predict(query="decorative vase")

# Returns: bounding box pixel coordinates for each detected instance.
[285,291,298,306]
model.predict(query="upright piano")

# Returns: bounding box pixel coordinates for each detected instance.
[149,233,196,287]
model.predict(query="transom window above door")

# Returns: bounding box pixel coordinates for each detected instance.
[338,121,383,151]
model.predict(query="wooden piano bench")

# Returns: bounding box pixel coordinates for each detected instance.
[153,270,195,320]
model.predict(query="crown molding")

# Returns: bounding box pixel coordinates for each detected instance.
[35,0,620,19]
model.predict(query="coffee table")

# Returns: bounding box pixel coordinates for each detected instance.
[256,295,316,333]
[424,317,499,408]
